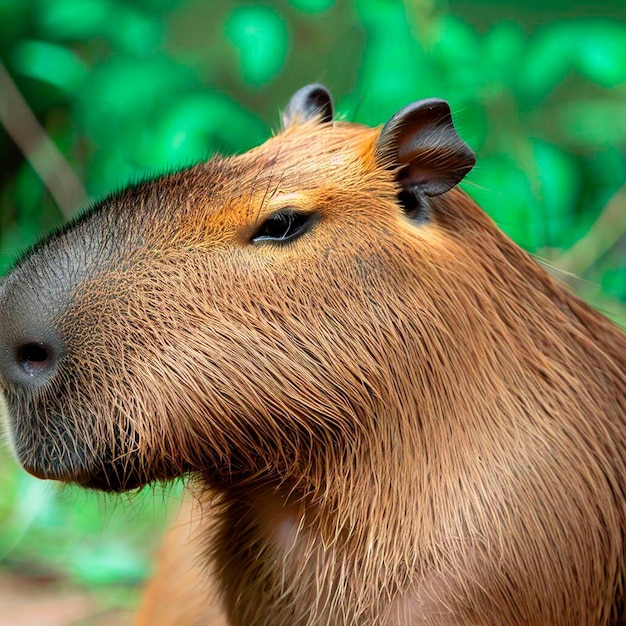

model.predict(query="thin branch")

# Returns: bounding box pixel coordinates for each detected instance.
[554,184,626,277]
[0,57,87,219]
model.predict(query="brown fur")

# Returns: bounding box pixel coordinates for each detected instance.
[135,496,226,626]
[1,100,625,625]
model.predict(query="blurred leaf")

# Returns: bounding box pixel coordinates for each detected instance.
[38,0,162,54]
[69,538,146,585]
[3,162,60,261]
[108,3,163,55]
[583,147,626,195]
[559,99,626,145]
[0,223,27,275]
[14,162,44,224]
[13,477,55,528]
[468,155,544,251]
[484,22,525,71]
[573,22,626,87]
[355,0,437,122]
[432,15,484,97]
[518,26,575,103]
[226,6,289,87]
[75,57,193,136]
[0,475,53,558]
[519,21,626,104]
[452,101,487,153]
[11,39,88,92]
[132,0,182,11]
[602,266,626,302]
[484,21,526,92]
[149,92,267,166]
[37,0,112,39]
[0,0,30,51]
[355,0,402,22]
[87,146,147,197]
[0,0,24,10]
[289,0,335,12]
[532,139,578,247]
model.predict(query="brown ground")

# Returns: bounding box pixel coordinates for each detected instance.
[0,569,135,626]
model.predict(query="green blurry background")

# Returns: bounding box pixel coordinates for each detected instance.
[0,0,625,622]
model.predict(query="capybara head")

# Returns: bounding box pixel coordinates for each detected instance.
[0,85,480,492]
[0,84,622,506]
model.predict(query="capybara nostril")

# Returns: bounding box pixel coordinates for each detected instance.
[16,342,55,377]
[0,275,66,387]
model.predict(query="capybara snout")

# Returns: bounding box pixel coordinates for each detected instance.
[2,85,626,625]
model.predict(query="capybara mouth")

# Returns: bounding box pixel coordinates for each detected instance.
[19,457,147,492]
[17,437,150,492]
[4,396,150,492]
[78,463,147,492]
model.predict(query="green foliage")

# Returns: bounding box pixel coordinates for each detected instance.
[0,0,625,597]
[0,448,182,586]
[226,6,289,86]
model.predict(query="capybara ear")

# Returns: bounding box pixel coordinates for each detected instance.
[375,99,475,197]
[282,84,334,128]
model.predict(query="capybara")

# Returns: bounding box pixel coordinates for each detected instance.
[1,84,625,625]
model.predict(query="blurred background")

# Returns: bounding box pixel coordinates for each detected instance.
[0,0,625,623]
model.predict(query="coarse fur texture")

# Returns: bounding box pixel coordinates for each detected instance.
[1,87,625,625]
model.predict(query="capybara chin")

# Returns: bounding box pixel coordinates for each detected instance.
[1,83,625,625]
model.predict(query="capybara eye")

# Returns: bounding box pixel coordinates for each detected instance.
[251,209,316,244]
